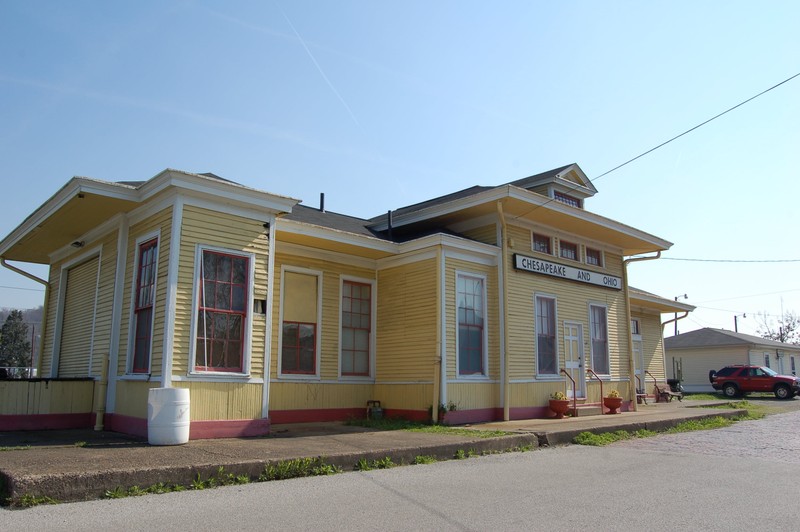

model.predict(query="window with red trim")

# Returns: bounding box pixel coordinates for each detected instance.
[532,233,552,255]
[281,322,316,374]
[341,281,371,376]
[195,250,248,372]
[586,247,603,267]
[554,191,581,208]
[132,238,157,373]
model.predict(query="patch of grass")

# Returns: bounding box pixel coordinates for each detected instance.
[260,457,342,481]
[573,430,636,446]
[355,457,396,471]
[682,393,721,401]
[406,425,510,439]
[413,455,437,465]
[453,448,476,459]
[13,494,58,508]
[345,417,510,438]
[73,441,87,448]
[0,445,31,452]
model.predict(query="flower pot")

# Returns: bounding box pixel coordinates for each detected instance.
[603,396,623,414]
[548,399,570,419]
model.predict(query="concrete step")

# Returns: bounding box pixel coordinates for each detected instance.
[570,405,603,417]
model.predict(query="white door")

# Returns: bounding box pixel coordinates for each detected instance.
[564,321,586,398]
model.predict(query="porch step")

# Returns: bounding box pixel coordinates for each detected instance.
[569,405,603,417]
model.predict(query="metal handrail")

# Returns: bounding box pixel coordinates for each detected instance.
[586,368,604,412]
[559,369,577,415]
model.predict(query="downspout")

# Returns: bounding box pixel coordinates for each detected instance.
[1,258,49,376]
[622,251,661,412]
[496,201,510,421]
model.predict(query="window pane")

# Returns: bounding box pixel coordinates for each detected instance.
[232,258,246,283]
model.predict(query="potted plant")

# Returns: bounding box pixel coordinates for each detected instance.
[548,391,570,419]
[603,389,623,414]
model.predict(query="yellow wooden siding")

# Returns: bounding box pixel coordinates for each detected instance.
[90,230,119,376]
[58,256,99,377]
[270,252,376,381]
[504,225,629,380]
[174,381,263,420]
[372,383,432,411]
[116,208,173,377]
[40,265,62,376]
[448,382,498,411]
[460,224,497,245]
[445,258,499,380]
[114,380,159,419]
[375,258,437,381]
[174,206,269,376]
[269,382,374,410]
[633,311,666,379]
[0,380,94,415]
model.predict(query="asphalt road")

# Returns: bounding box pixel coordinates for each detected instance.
[4,407,800,531]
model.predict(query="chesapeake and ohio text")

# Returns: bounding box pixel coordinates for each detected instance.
[513,254,622,290]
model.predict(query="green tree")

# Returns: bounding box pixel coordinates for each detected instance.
[0,310,31,367]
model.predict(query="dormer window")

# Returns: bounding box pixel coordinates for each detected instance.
[554,191,582,209]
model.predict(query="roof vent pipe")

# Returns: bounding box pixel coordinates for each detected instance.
[387,210,393,240]
[320,193,325,213]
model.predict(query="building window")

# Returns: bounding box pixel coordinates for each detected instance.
[533,233,552,255]
[280,269,320,376]
[195,249,250,373]
[631,319,640,336]
[586,247,603,267]
[457,273,485,376]
[791,356,796,375]
[590,304,609,374]
[560,241,578,261]
[554,191,581,208]
[132,238,158,373]
[764,353,770,368]
[535,296,557,375]
[341,280,372,377]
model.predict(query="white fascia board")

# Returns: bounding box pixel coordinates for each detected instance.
[398,233,500,260]
[139,169,299,214]
[276,218,397,254]
[629,292,696,313]
[506,187,673,252]
[0,177,138,258]
[555,164,597,195]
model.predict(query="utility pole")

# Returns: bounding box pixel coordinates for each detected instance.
[734,313,746,333]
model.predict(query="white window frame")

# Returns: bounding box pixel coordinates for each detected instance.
[589,303,610,376]
[455,271,489,380]
[125,230,160,376]
[534,293,559,378]
[338,275,376,381]
[277,265,323,380]
[188,244,255,377]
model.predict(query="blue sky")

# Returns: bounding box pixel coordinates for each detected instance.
[1,1,798,337]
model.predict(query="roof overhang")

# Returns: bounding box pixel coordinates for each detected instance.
[629,288,696,313]
[0,169,299,264]
[371,185,672,256]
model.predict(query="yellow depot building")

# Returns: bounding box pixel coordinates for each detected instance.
[0,164,694,438]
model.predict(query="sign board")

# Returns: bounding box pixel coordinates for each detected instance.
[513,253,622,290]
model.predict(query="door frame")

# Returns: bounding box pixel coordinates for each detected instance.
[563,320,586,398]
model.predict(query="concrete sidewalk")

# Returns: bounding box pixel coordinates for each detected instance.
[0,400,745,505]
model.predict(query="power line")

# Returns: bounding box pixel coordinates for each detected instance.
[590,70,800,183]
[0,285,45,292]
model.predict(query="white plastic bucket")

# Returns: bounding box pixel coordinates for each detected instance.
[147,387,190,445]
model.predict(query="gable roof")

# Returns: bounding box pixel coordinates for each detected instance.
[665,328,799,351]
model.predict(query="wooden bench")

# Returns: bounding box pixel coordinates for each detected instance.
[654,382,682,402]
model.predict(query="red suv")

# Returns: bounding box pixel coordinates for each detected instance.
[710,365,800,399]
